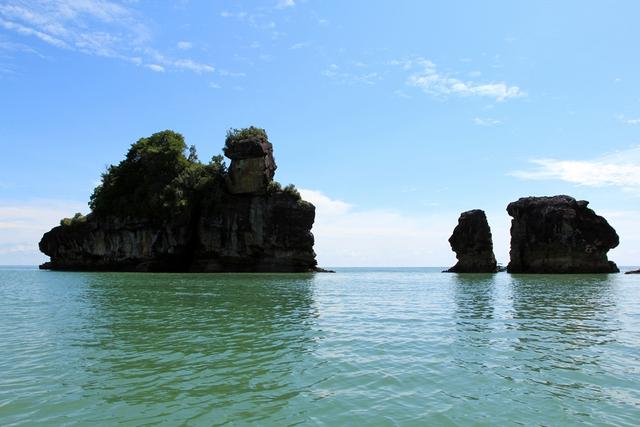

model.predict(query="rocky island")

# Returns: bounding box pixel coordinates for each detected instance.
[39,127,321,272]
[506,195,619,273]
[445,209,498,273]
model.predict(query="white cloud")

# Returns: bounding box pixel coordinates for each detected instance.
[473,117,502,126]
[323,63,382,85]
[276,0,295,8]
[176,41,192,50]
[393,89,412,99]
[289,42,308,50]
[145,63,165,72]
[623,118,640,125]
[510,146,640,192]
[173,58,214,73]
[0,199,86,265]
[404,58,525,101]
[219,69,246,77]
[0,1,214,74]
[220,11,248,19]
[300,189,458,267]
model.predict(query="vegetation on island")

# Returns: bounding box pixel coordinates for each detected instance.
[224,126,268,148]
[80,127,303,223]
[60,212,87,227]
[89,130,226,220]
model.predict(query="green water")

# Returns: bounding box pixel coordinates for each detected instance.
[1,267,639,426]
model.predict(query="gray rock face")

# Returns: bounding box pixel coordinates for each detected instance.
[446,209,497,273]
[224,136,276,194]
[40,192,317,272]
[39,133,318,273]
[507,195,619,273]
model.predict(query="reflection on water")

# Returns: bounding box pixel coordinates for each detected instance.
[1,268,639,426]
[80,273,320,423]
[453,273,496,347]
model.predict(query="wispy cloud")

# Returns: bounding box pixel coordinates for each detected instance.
[176,41,192,50]
[618,114,640,125]
[473,117,502,126]
[289,42,308,50]
[510,146,640,193]
[145,63,164,72]
[276,0,295,9]
[218,69,246,77]
[0,1,214,73]
[220,8,278,35]
[400,58,525,101]
[173,59,214,73]
[323,63,382,85]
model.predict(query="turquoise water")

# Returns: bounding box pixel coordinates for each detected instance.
[1,267,639,426]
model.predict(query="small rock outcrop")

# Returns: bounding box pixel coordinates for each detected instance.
[625,269,640,275]
[506,195,619,273]
[446,209,497,273]
[39,128,320,272]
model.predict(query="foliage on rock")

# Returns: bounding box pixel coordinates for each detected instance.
[224,126,268,149]
[60,212,87,227]
[89,130,226,220]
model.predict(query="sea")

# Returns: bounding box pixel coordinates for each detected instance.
[1,266,639,426]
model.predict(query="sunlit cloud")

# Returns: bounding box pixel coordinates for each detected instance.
[473,117,502,126]
[401,57,525,101]
[276,0,295,9]
[176,41,192,50]
[510,146,640,193]
[300,189,458,267]
[0,0,214,73]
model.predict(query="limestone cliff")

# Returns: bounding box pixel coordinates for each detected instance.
[39,128,318,272]
[446,209,497,273]
[506,195,619,273]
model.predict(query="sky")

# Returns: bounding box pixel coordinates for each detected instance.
[1,0,639,267]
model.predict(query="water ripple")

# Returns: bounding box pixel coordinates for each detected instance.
[1,268,639,426]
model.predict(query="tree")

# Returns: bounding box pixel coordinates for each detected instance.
[89,130,193,218]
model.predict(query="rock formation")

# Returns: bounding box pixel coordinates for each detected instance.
[446,209,498,273]
[224,133,276,194]
[39,128,320,272]
[625,269,640,275]
[506,195,619,273]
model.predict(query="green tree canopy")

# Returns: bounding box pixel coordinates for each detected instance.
[89,130,224,219]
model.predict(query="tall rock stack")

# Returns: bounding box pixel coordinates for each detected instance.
[506,195,619,273]
[224,134,276,194]
[446,209,498,273]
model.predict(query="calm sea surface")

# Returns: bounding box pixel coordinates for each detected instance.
[1,267,639,426]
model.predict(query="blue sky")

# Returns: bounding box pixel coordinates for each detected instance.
[1,0,639,266]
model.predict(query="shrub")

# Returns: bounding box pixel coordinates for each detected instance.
[60,212,87,227]
[224,126,268,149]
[283,184,301,200]
[266,180,283,193]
